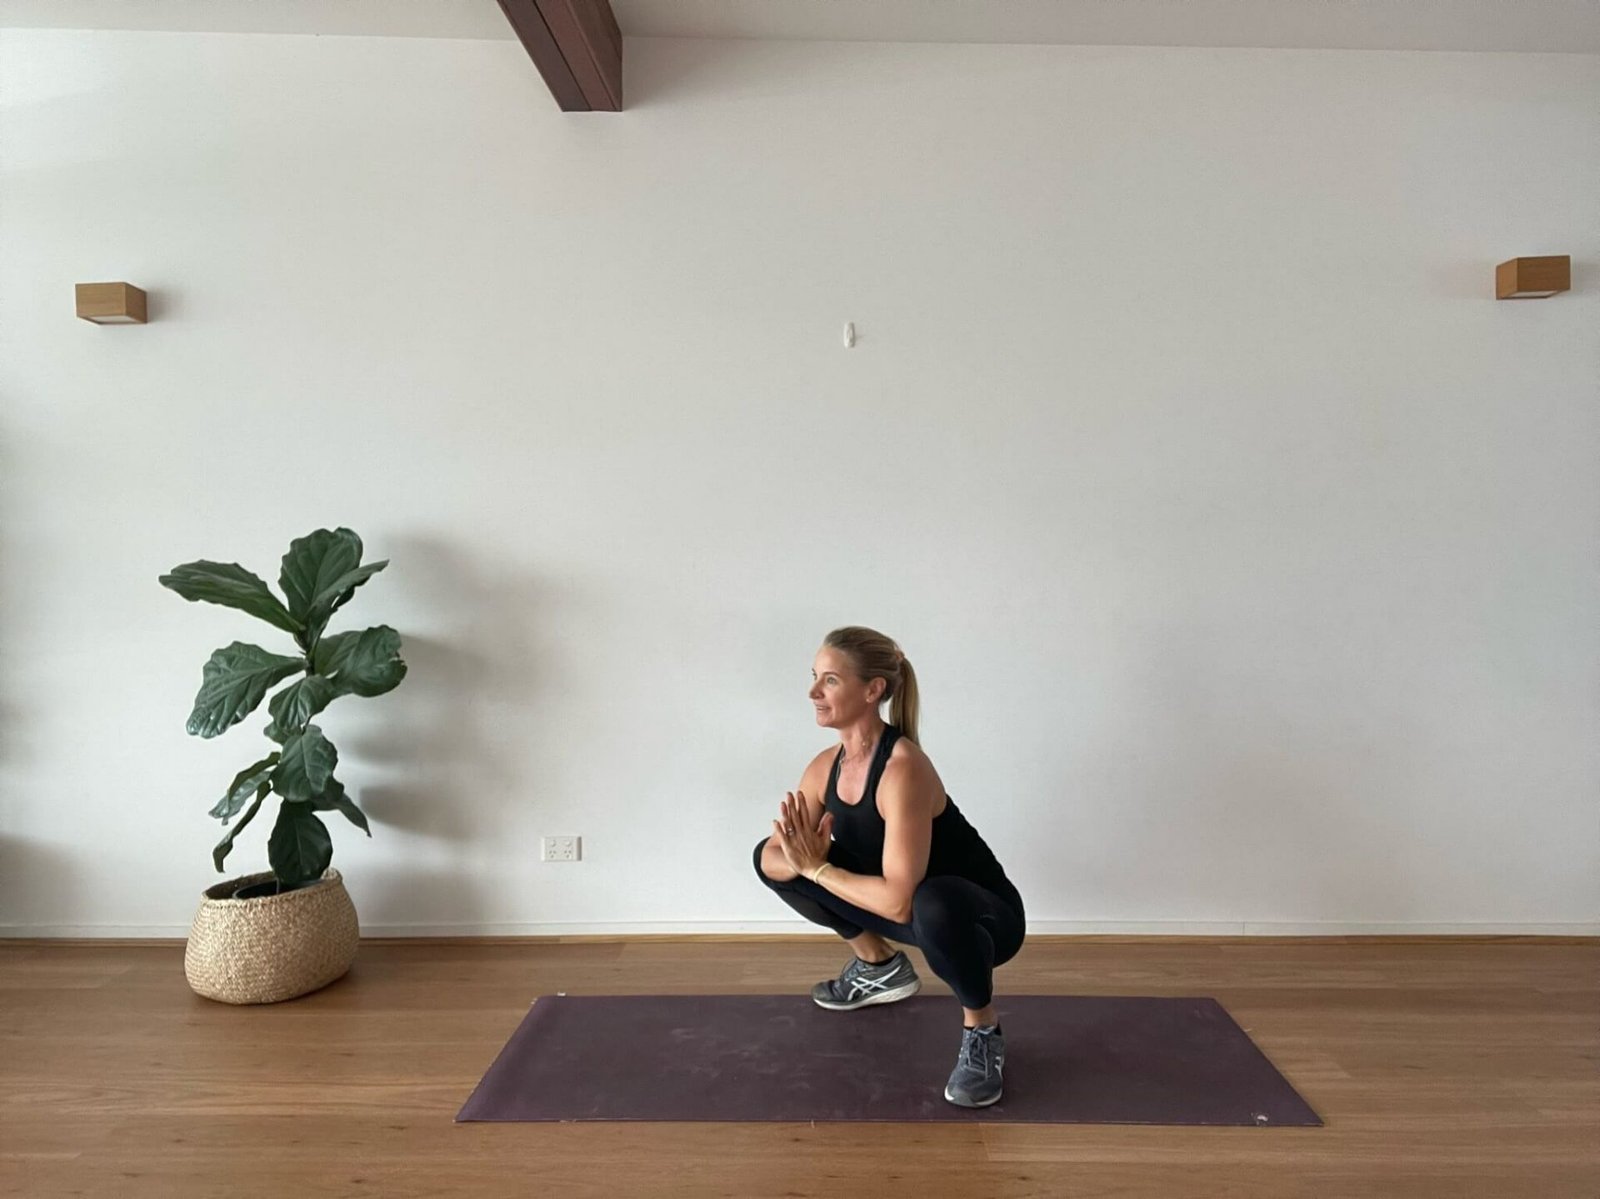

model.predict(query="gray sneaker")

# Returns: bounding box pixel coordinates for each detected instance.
[943,1024,1005,1107]
[811,949,921,1010]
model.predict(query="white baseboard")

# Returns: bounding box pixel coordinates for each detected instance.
[4,918,1597,939]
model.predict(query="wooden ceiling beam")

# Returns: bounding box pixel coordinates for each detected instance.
[496,0,622,112]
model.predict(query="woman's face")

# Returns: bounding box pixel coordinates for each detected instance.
[809,647,882,726]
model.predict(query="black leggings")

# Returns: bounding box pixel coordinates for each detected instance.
[752,837,1026,1010]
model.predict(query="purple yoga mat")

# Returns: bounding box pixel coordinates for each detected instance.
[456,994,1322,1125]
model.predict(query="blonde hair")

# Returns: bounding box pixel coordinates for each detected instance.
[822,625,920,745]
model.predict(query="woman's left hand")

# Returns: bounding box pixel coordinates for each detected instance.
[772,790,832,877]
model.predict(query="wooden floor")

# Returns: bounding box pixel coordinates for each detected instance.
[2,936,1595,1198]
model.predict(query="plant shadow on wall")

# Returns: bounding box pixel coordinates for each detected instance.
[0,424,76,926]
[327,532,549,932]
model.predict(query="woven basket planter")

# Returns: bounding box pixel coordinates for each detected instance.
[185,867,360,1004]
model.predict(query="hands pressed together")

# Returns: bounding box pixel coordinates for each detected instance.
[771,789,833,878]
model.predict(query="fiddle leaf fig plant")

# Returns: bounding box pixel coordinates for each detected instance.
[160,527,406,891]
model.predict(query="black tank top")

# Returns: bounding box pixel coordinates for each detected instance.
[824,724,1016,899]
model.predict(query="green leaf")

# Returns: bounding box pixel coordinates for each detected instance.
[279,529,363,625]
[213,784,269,871]
[159,561,304,636]
[313,560,388,624]
[210,753,281,822]
[186,642,308,739]
[306,777,371,836]
[267,675,337,738]
[267,803,332,887]
[312,626,407,698]
[269,724,338,801]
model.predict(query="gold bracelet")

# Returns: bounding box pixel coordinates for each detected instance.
[810,862,832,884]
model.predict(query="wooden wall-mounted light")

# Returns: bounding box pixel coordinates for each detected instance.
[76,282,148,324]
[1495,256,1570,300]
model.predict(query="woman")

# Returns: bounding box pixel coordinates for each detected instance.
[753,626,1026,1107]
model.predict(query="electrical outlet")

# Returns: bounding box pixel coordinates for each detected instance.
[541,835,581,862]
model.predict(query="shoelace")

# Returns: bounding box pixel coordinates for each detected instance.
[958,1029,996,1076]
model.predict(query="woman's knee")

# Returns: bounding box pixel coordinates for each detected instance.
[753,835,796,883]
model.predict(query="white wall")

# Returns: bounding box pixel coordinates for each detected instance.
[1,29,1596,936]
